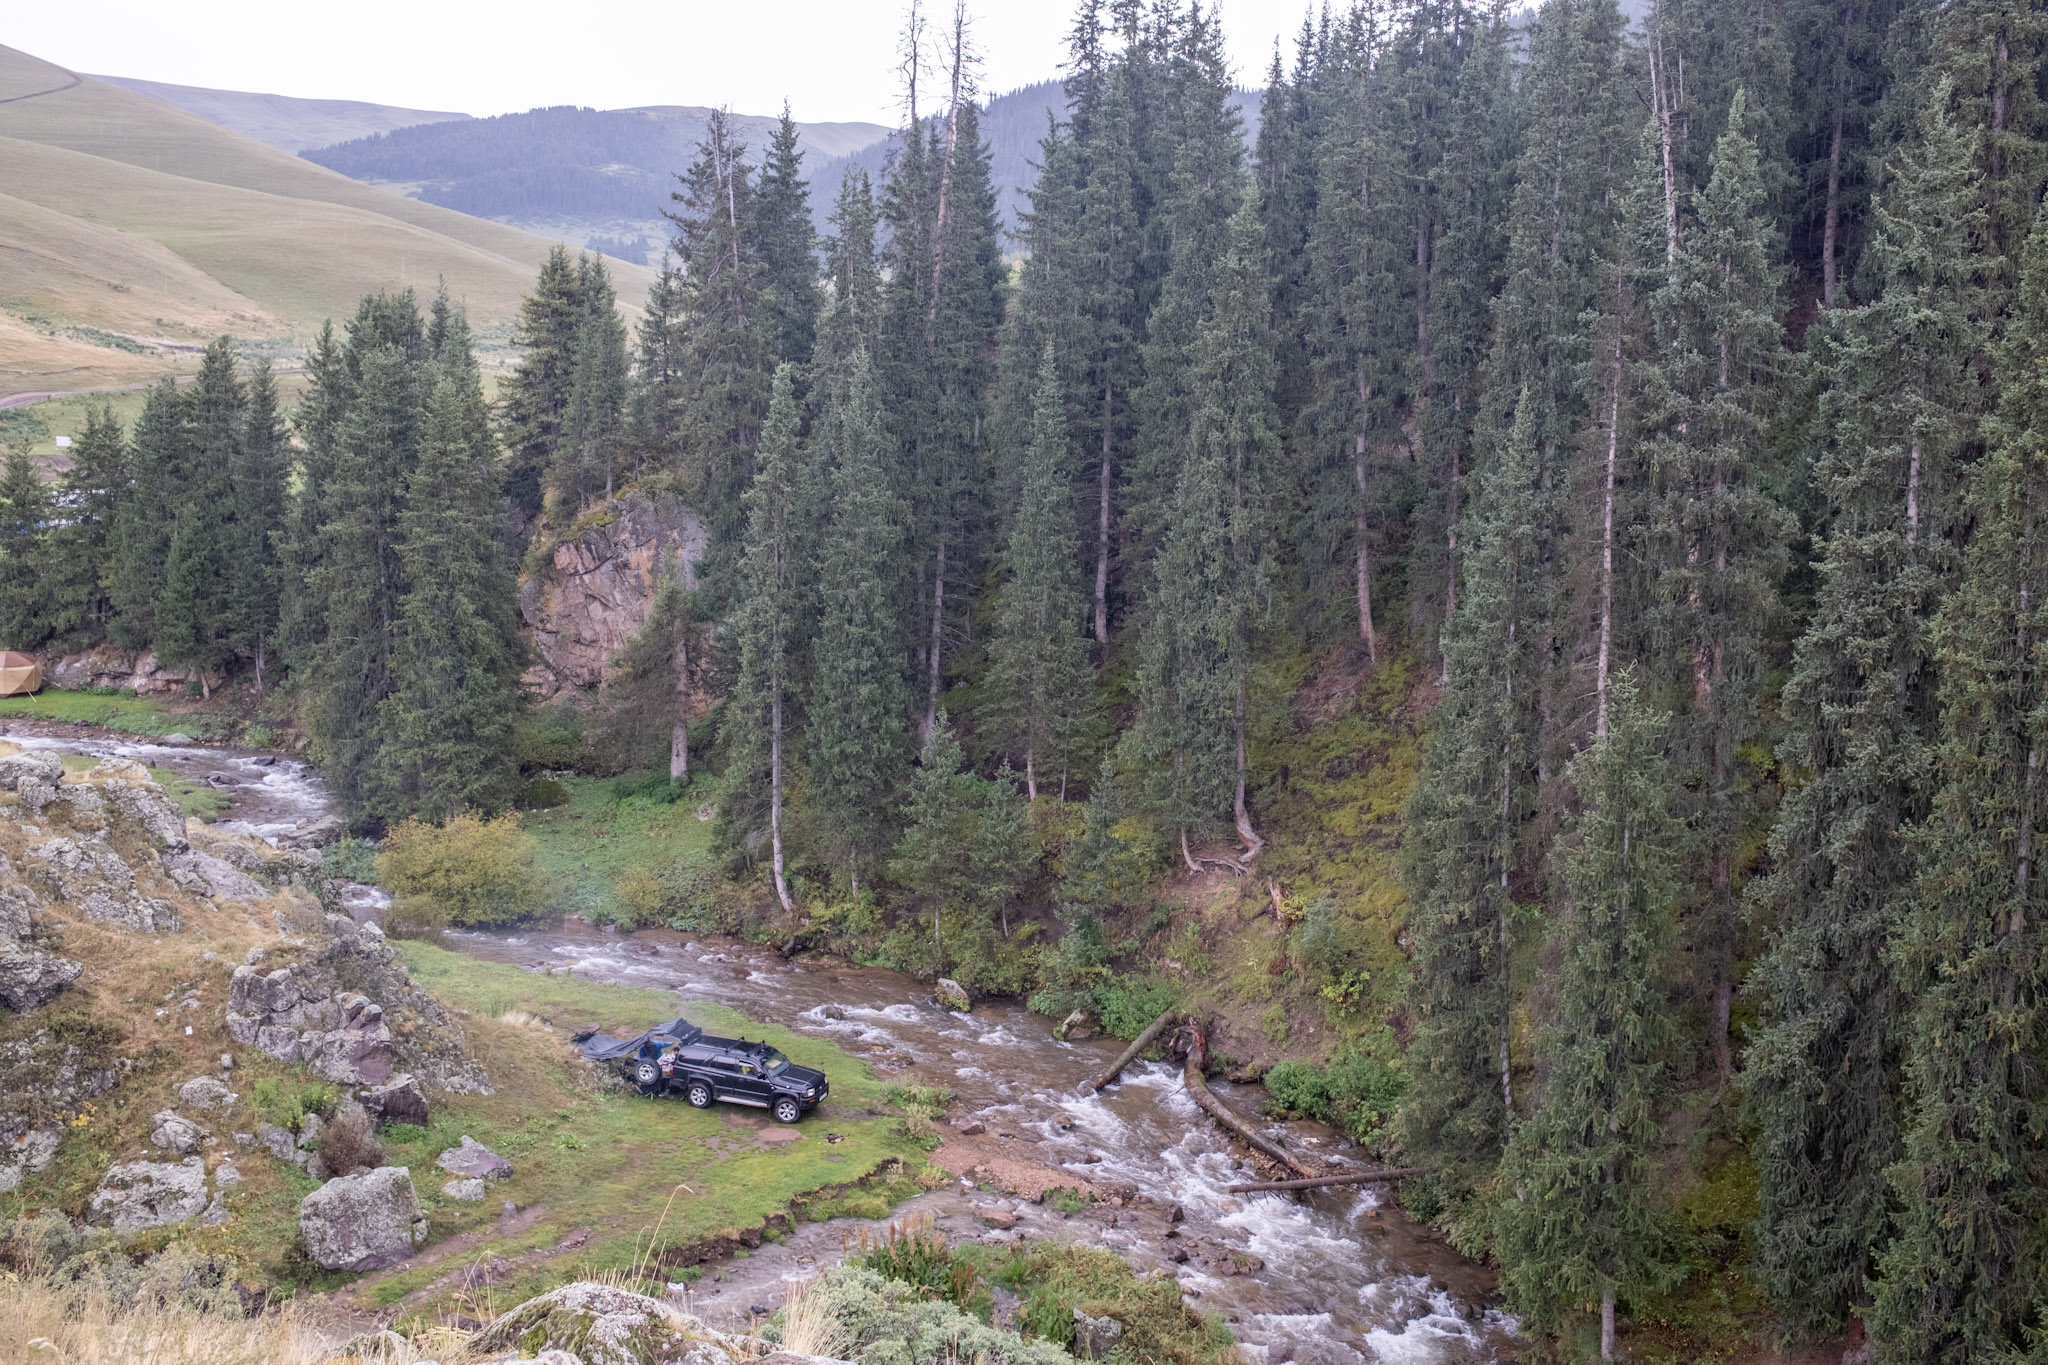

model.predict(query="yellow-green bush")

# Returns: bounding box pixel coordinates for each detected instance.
[375,812,555,930]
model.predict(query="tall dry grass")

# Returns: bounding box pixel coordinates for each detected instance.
[0,1271,339,1365]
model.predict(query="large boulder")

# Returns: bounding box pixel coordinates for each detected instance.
[149,1110,208,1155]
[90,1158,209,1233]
[934,978,972,1013]
[436,1134,511,1180]
[0,943,81,1012]
[0,749,63,813]
[177,1075,236,1113]
[465,1281,717,1365]
[298,1166,427,1270]
[357,1072,429,1127]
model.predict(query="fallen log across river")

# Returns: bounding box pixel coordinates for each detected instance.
[1183,1020,1320,1180]
[1082,1007,1179,1093]
[1225,1168,1426,1194]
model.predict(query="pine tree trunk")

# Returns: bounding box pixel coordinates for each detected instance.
[1354,372,1378,663]
[1595,340,1621,740]
[770,687,794,913]
[1601,1283,1617,1361]
[925,537,946,737]
[1652,32,1679,272]
[1822,76,1844,308]
[1234,678,1263,857]
[1181,827,1203,876]
[670,624,689,781]
[1025,749,1037,804]
[1096,383,1112,647]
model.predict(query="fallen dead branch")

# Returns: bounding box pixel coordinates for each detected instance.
[1082,1009,1179,1094]
[1182,1020,1319,1179]
[1224,1168,1425,1194]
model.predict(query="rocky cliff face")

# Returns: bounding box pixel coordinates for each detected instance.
[519,490,705,695]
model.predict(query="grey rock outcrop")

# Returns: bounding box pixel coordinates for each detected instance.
[90,1158,209,1233]
[256,1123,296,1163]
[177,1075,236,1113]
[298,1166,427,1270]
[442,1176,488,1202]
[467,1282,711,1365]
[21,837,179,933]
[358,1072,429,1126]
[225,917,489,1092]
[0,942,81,1011]
[520,490,705,695]
[149,1110,208,1155]
[1072,1311,1125,1359]
[436,1134,511,1180]
[0,1025,123,1190]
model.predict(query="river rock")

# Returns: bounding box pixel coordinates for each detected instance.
[178,1075,236,1112]
[443,1176,488,1202]
[279,814,345,851]
[1073,1310,1126,1359]
[159,732,194,747]
[150,1110,208,1155]
[934,978,972,1012]
[298,1166,427,1270]
[466,1281,711,1365]
[0,943,81,1012]
[1055,1010,1098,1042]
[436,1135,512,1180]
[90,1158,209,1233]
[358,1072,428,1127]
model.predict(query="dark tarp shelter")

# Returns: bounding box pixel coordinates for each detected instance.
[575,1017,702,1063]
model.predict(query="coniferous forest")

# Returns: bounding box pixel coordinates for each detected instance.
[6,0,2048,1357]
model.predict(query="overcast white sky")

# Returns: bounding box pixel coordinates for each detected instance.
[7,1,1311,126]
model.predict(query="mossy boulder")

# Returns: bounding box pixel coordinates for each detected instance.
[464,1281,730,1365]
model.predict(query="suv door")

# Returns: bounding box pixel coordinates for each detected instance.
[715,1058,773,1107]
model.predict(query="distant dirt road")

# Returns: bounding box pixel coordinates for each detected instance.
[0,71,81,105]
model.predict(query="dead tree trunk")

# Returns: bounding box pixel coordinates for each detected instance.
[1184,1021,1318,1179]
[1083,1008,1178,1093]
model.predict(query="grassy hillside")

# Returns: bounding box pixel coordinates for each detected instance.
[0,44,656,397]
[92,75,471,154]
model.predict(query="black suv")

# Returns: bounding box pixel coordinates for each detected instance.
[579,1017,828,1124]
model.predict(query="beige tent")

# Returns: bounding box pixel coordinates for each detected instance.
[0,652,40,697]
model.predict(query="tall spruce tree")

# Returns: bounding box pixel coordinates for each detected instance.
[1497,675,1681,1361]
[988,345,1095,801]
[502,246,587,532]
[1637,93,1792,1079]
[1398,388,1546,1202]
[370,310,526,823]
[807,353,911,889]
[1743,86,1994,1338]
[1867,198,2048,1365]
[304,294,428,822]
[1125,196,1277,869]
[556,254,628,507]
[109,377,189,647]
[757,105,820,369]
[668,109,770,571]
[0,449,53,650]
[50,404,128,642]
[722,365,808,912]
[228,359,287,689]
[276,323,349,671]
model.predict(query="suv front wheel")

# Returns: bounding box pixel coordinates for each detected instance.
[686,1080,715,1109]
[772,1096,802,1124]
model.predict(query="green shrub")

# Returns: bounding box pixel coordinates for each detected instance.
[1095,977,1177,1039]
[518,777,570,810]
[1262,1060,1334,1122]
[513,708,589,771]
[1262,1050,1407,1146]
[849,1218,978,1307]
[611,857,722,930]
[321,838,378,884]
[251,1077,334,1130]
[375,811,554,929]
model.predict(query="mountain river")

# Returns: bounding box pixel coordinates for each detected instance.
[0,717,1515,1363]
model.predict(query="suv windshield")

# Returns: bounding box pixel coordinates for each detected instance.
[761,1049,790,1076]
